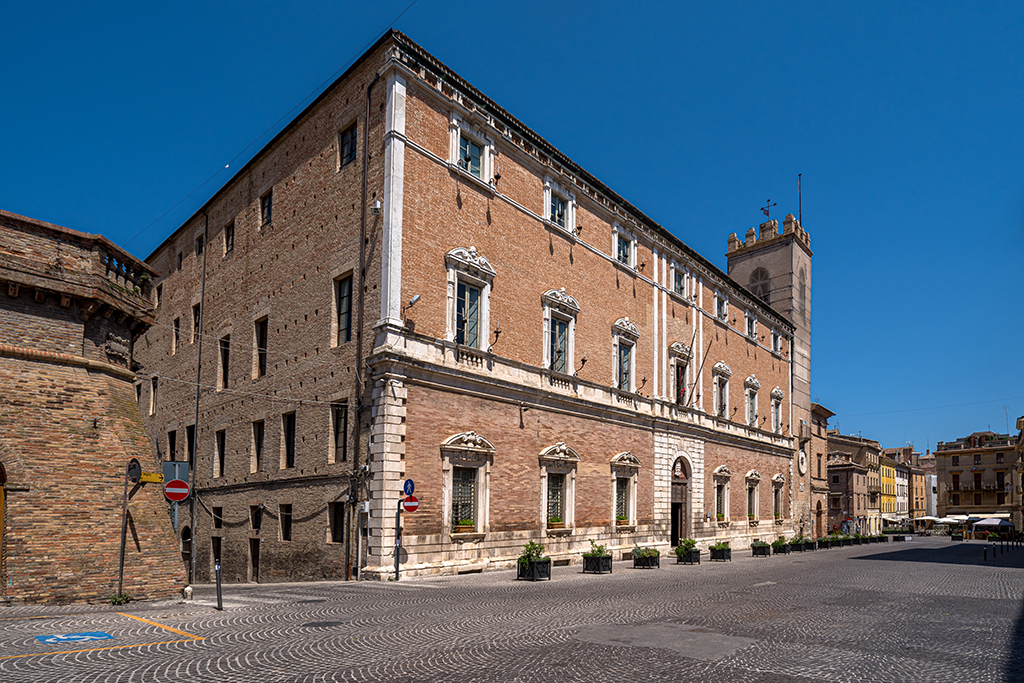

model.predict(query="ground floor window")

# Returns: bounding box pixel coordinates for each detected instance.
[452,466,477,530]
[547,473,565,525]
[615,477,629,523]
[329,502,346,543]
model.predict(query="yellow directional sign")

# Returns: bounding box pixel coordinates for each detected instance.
[139,472,164,483]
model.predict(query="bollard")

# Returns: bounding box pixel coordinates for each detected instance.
[984,546,987,561]
[215,562,223,611]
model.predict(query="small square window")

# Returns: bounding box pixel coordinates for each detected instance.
[459,135,483,179]
[339,124,357,167]
[260,190,273,226]
[974,454,982,465]
[952,455,960,466]
[832,474,839,484]
[224,221,235,254]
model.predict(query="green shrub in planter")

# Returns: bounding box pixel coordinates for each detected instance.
[675,538,700,564]
[710,541,731,562]
[771,537,790,554]
[751,540,771,557]
[631,545,660,569]
[582,539,613,574]
[517,540,551,581]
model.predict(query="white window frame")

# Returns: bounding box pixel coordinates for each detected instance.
[671,264,689,300]
[713,464,732,521]
[611,452,641,526]
[613,223,635,268]
[771,387,784,433]
[746,470,761,520]
[745,312,757,339]
[449,112,495,186]
[744,375,760,427]
[544,176,576,234]
[445,247,496,351]
[771,328,782,354]
[539,442,580,531]
[612,317,640,393]
[669,341,693,406]
[440,431,495,535]
[542,288,579,375]
[772,474,785,518]
[712,361,732,418]
[714,290,729,322]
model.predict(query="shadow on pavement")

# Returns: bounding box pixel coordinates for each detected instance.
[851,541,1024,568]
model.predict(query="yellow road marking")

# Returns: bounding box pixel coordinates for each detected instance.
[0,612,203,660]
[117,612,203,640]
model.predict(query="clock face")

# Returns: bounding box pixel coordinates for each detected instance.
[798,448,808,475]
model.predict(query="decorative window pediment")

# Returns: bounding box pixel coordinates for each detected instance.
[669,341,693,360]
[772,473,786,485]
[612,317,640,341]
[441,431,496,456]
[610,451,642,469]
[713,464,732,478]
[746,469,762,482]
[539,442,581,463]
[445,247,496,281]
[771,387,784,400]
[712,361,732,378]
[744,375,760,390]
[542,288,580,315]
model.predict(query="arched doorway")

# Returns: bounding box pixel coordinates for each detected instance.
[815,500,824,538]
[670,456,691,547]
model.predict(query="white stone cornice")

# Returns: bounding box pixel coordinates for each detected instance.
[771,386,784,400]
[746,469,762,482]
[611,451,642,468]
[539,442,581,462]
[669,341,693,360]
[441,431,496,453]
[542,288,580,315]
[612,317,640,340]
[744,375,760,390]
[445,246,496,280]
[713,464,732,478]
[712,361,732,378]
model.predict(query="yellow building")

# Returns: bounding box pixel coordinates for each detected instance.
[879,457,897,524]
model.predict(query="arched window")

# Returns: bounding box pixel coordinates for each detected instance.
[749,267,770,304]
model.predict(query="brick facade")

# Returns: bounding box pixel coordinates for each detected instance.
[136,31,813,582]
[0,210,185,603]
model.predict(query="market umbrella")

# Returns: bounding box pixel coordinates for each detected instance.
[972,518,1014,527]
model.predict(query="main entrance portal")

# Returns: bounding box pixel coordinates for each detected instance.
[670,457,691,547]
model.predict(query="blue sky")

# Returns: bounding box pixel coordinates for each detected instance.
[3,1,1022,452]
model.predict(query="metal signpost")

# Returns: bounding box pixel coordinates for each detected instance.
[395,480,416,581]
[163,461,189,532]
[164,479,190,502]
[117,459,141,599]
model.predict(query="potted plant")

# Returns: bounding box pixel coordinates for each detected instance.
[453,519,475,533]
[517,540,552,581]
[548,516,564,529]
[841,534,853,547]
[582,539,613,574]
[631,545,660,569]
[616,514,629,526]
[851,533,862,546]
[748,513,755,521]
[751,540,771,557]
[716,513,725,521]
[771,537,790,555]
[675,538,700,564]
[709,541,731,561]
[790,535,807,552]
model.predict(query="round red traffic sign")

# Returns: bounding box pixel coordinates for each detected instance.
[164,479,190,502]
[401,495,419,513]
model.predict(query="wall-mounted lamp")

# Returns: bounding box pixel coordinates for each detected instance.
[519,402,530,429]
[371,200,382,216]
[638,258,646,273]
[401,294,421,321]
[637,373,647,393]
[487,318,501,353]
[573,351,588,377]
[575,223,583,237]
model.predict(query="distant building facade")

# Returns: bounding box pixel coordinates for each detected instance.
[827,456,868,534]
[827,431,882,534]
[936,431,1020,528]
[0,210,185,603]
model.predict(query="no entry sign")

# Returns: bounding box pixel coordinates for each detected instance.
[164,479,190,502]
[401,495,419,513]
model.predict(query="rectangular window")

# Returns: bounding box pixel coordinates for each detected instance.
[260,190,273,226]
[172,317,180,354]
[746,314,756,338]
[331,401,348,463]
[747,485,757,518]
[773,487,782,517]
[952,493,960,506]
[974,454,982,465]
[771,330,781,353]
[186,424,195,464]
[974,472,982,489]
[254,318,268,377]
[715,482,726,518]
[135,383,141,404]
[831,497,841,510]
[195,234,204,256]
[771,398,782,433]
[715,376,728,417]
[997,471,1006,488]
[715,294,728,321]
[817,455,822,479]
[616,233,631,265]
[280,504,293,541]
[339,124,357,167]
[550,194,566,228]
[252,420,265,473]
[215,429,226,478]
[452,467,477,529]
[673,269,686,296]
[549,317,568,373]
[155,284,162,306]
[150,376,158,415]
[675,361,687,406]
[617,342,632,391]
[952,473,960,490]
[832,474,840,484]
[974,493,982,506]
[547,473,565,524]
[997,452,1005,463]
[746,388,757,426]
[952,455,959,466]
[250,505,262,531]
[329,502,346,543]
[459,135,482,178]
[212,507,223,529]
[455,281,480,347]
[335,276,352,345]
[616,477,630,522]
[224,221,234,254]
[176,252,183,271]
[282,412,296,469]
[192,304,201,344]
[167,430,177,462]
[218,335,230,389]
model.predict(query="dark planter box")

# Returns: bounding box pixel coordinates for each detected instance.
[951,533,964,541]
[790,542,805,553]
[676,548,701,564]
[710,548,732,561]
[517,559,552,581]
[803,541,817,552]
[892,535,905,543]
[879,535,889,543]
[751,545,771,557]
[817,539,831,550]
[852,537,862,545]
[773,544,791,555]
[633,555,660,569]
[841,538,852,547]
[582,555,613,574]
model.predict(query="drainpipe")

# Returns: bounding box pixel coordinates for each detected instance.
[350,72,380,581]
[190,212,209,587]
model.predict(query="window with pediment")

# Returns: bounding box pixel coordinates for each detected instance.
[670,341,693,406]
[539,442,580,531]
[613,317,640,392]
[446,247,495,351]
[440,431,496,534]
[611,452,641,526]
[713,361,732,418]
[542,288,579,374]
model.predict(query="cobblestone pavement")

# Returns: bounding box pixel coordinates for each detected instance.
[2,537,1023,682]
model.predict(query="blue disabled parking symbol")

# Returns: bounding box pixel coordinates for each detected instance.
[36,631,114,644]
